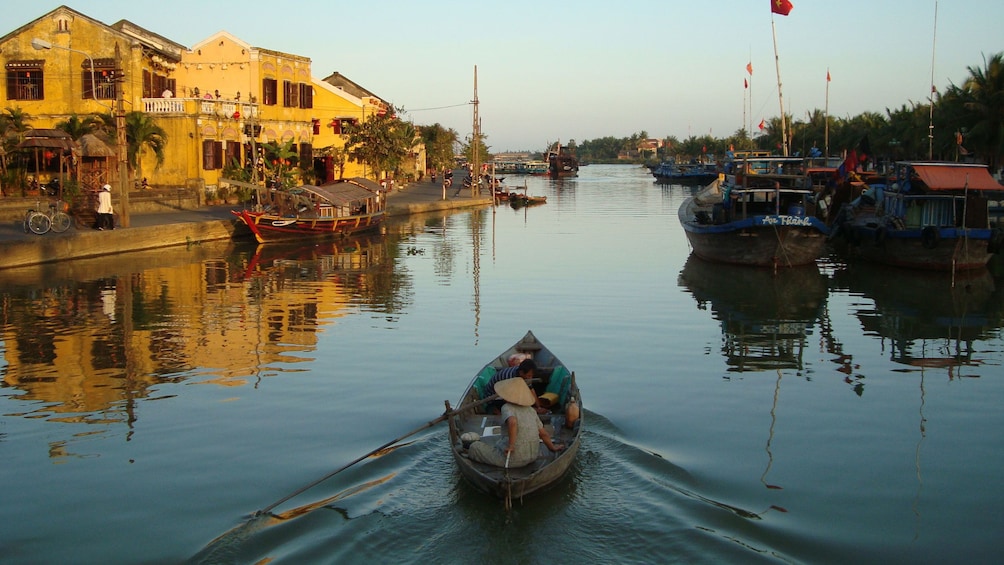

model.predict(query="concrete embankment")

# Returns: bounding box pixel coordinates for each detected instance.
[0,178,493,270]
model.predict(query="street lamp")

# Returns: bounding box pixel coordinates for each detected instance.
[31,37,129,227]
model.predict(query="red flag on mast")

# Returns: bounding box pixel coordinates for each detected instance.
[771,0,793,16]
[744,78,748,89]
[758,119,766,131]
[746,62,753,75]
[827,70,831,82]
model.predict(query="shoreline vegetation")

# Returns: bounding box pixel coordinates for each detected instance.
[488,52,1003,173]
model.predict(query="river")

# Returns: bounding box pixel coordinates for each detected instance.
[2,164,1002,564]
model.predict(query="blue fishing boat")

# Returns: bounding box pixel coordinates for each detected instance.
[830,161,1004,271]
[678,156,830,268]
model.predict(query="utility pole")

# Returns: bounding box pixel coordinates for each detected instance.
[471,65,480,197]
[115,43,130,227]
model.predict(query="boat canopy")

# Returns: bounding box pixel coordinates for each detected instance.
[909,163,1002,191]
[301,178,383,206]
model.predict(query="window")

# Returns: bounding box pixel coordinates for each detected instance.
[141,70,176,99]
[299,83,313,109]
[262,78,277,105]
[225,141,241,168]
[6,61,44,101]
[83,60,117,100]
[202,140,223,170]
[299,143,312,168]
[283,80,298,108]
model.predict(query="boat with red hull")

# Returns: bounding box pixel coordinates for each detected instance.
[232,178,385,244]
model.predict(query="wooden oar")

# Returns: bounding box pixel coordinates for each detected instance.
[256,394,498,516]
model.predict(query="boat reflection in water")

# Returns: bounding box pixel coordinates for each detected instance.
[831,264,998,376]
[678,255,828,372]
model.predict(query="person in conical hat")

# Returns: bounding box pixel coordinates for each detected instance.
[466,378,564,468]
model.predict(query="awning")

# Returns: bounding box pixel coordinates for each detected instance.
[911,163,1002,191]
[299,178,381,206]
[17,129,77,151]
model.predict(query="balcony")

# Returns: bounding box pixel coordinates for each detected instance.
[142,97,259,120]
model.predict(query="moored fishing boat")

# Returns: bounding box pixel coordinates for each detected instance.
[653,160,720,185]
[447,331,581,501]
[232,178,385,244]
[546,144,579,178]
[829,161,1004,271]
[678,156,830,268]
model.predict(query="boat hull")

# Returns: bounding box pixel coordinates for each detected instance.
[683,221,828,267]
[679,195,828,268]
[448,331,581,500]
[233,209,384,244]
[833,224,996,271]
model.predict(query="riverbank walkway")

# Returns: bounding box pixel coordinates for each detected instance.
[0,177,493,269]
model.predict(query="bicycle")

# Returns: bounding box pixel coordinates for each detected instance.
[24,200,72,235]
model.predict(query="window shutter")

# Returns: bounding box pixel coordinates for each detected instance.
[299,83,313,109]
[202,140,215,170]
[262,78,277,105]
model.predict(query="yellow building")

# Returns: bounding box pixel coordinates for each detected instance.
[311,75,382,181]
[3,6,421,196]
[1,6,183,190]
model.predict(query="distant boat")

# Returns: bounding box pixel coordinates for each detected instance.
[232,178,385,244]
[492,160,548,175]
[829,161,1004,271]
[678,156,830,268]
[546,144,578,178]
[653,160,720,185]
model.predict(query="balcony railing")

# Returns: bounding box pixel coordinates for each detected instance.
[142,97,258,119]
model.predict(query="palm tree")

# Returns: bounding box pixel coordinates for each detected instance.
[124,111,167,185]
[959,52,1004,170]
[1,106,33,177]
[55,114,103,141]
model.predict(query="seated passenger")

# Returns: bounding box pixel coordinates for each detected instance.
[467,378,564,468]
[484,359,546,414]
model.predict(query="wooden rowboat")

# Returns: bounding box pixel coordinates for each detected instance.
[447,331,582,502]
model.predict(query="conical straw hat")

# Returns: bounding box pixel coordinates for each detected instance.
[495,377,535,407]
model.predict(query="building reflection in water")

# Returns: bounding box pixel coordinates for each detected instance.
[0,234,394,425]
[678,256,828,373]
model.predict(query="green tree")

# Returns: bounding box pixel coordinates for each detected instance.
[124,111,167,185]
[462,132,491,166]
[421,123,459,173]
[55,113,103,141]
[955,52,1004,169]
[0,106,32,177]
[345,109,412,181]
[261,139,298,188]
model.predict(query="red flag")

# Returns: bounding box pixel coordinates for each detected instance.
[758,119,766,131]
[744,78,748,89]
[746,62,753,75]
[826,70,831,82]
[771,0,793,16]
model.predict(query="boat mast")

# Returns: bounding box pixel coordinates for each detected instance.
[771,13,787,156]
[928,0,939,160]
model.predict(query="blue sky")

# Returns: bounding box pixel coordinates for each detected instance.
[6,1,1001,152]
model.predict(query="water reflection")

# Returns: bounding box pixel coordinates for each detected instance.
[832,265,1000,377]
[0,234,398,425]
[677,256,827,372]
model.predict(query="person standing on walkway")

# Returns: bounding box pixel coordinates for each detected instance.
[96,184,114,230]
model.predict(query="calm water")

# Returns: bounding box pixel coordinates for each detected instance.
[2,165,1003,564]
